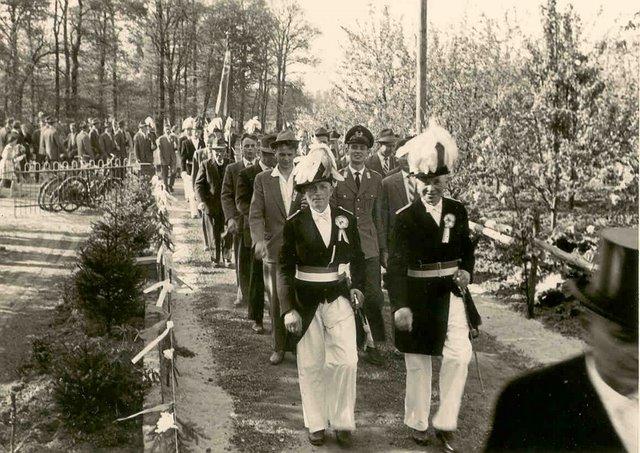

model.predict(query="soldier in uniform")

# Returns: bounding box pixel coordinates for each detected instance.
[389,122,480,451]
[277,143,365,448]
[333,124,386,366]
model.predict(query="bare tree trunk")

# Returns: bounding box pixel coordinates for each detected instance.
[109,6,117,117]
[70,0,84,117]
[156,0,166,127]
[62,0,70,116]
[53,0,61,117]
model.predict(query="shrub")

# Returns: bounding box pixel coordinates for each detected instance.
[75,237,144,333]
[51,336,149,443]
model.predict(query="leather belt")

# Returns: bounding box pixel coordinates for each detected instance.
[295,266,345,283]
[408,260,459,278]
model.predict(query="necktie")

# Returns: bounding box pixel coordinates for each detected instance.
[383,156,389,174]
[354,171,361,190]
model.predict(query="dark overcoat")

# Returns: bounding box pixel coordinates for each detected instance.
[485,355,626,452]
[194,158,224,222]
[388,197,478,355]
[236,164,264,247]
[277,206,365,346]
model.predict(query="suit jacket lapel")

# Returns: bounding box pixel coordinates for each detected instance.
[394,173,408,205]
[268,173,287,218]
[344,169,359,195]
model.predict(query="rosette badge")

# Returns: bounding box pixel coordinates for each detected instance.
[335,215,350,243]
[442,213,456,243]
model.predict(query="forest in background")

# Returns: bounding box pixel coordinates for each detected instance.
[0,0,318,130]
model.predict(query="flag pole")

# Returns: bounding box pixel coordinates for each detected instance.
[415,0,428,133]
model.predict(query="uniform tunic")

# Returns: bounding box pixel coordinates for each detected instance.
[277,206,365,344]
[389,197,479,356]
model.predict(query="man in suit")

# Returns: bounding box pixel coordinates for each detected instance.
[133,121,153,176]
[41,117,63,163]
[236,135,276,336]
[250,131,302,364]
[113,120,128,160]
[333,124,386,366]
[365,128,398,177]
[277,144,365,447]
[65,123,78,160]
[195,144,227,265]
[221,133,258,306]
[99,120,115,160]
[76,122,91,160]
[486,227,638,453]
[389,125,480,451]
[155,123,176,189]
[89,118,103,161]
[380,138,415,268]
[179,118,196,176]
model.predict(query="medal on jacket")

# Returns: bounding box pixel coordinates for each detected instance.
[335,215,350,244]
[442,214,455,243]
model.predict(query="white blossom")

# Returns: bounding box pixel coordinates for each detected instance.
[155,412,178,433]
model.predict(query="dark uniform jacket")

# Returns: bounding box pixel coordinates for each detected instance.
[485,355,626,452]
[333,167,383,259]
[380,170,410,254]
[221,160,246,227]
[277,206,365,344]
[389,197,478,355]
[194,158,224,221]
[179,137,196,171]
[236,164,266,247]
[191,148,207,188]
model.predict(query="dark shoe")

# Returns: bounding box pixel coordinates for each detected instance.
[335,430,353,448]
[412,428,430,446]
[251,322,264,334]
[363,347,385,366]
[308,429,325,446]
[269,350,284,365]
[435,429,456,452]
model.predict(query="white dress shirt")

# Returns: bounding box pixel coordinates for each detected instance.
[422,198,443,225]
[311,205,332,247]
[242,157,253,168]
[258,160,269,172]
[271,166,294,214]
[585,354,638,453]
[348,165,364,181]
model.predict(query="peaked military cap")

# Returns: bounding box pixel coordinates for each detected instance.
[344,125,373,148]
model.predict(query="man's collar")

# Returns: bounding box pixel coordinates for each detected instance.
[271,165,292,179]
[258,160,269,171]
[310,205,331,217]
[349,165,364,175]
[422,198,443,212]
[401,170,409,178]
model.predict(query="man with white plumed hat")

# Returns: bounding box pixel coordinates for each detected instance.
[277,143,366,448]
[388,119,481,451]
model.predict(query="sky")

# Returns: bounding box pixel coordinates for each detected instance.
[294,0,638,94]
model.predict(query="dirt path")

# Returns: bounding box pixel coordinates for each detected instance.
[0,198,96,384]
[167,181,537,452]
[470,285,586,366]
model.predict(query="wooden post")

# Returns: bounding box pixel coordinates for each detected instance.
[415,0,428,133]
[526,212,540,319]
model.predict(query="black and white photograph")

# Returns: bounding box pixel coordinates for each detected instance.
[0,0,637,451]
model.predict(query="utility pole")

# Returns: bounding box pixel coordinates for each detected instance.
[415,0,428,133]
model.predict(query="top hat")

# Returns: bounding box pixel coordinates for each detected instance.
[569,227,638,330]
[377,128,397,144]
[270,130,299,149]
[344,125,374,148]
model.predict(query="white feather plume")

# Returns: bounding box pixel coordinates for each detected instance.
[145,116,155,129]
[224,117,234,132]
[402,118,458,175]
[206,117,223,136]
[181,117,195,130]
[292,143,344,187]
[243,116,261,134]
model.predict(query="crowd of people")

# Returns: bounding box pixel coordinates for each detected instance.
[184,119,637,452]
[2,108,635,451]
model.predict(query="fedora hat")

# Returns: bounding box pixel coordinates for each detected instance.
[260,133,278,153]
[377,128,397,144]
[569,227,638,330]
[314,126,329,138]
[270,130,299,149]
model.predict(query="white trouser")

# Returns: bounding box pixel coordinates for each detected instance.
[404,295,472,431]
[296,296,358,433]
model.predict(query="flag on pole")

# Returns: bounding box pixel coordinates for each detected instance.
[215,40,231,118]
